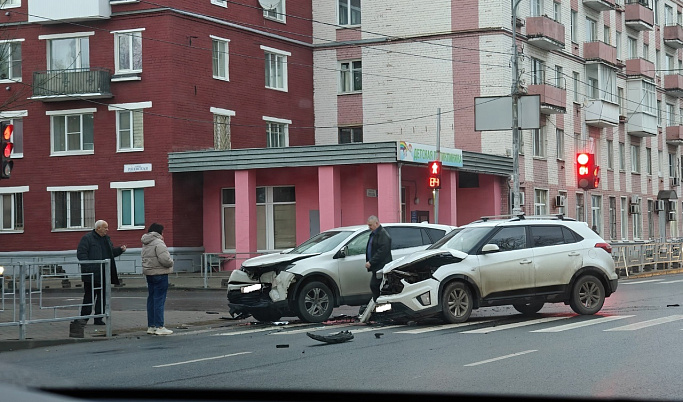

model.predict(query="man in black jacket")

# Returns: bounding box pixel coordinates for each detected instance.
[364,215,392,301]
[76,220,127,325]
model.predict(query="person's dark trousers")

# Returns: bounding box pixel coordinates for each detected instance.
[146,274,169,328]
[370,273,381,301]
[79,280,105,323]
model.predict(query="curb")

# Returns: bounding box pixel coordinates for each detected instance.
[0,337,108,352]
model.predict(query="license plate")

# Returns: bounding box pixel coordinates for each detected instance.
[241,284,262,294]
[375,303,392,313]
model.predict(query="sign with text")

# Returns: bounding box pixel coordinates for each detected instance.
[124,163,152,173]
[397,141,463,168]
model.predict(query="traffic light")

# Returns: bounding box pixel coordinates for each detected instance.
[428,160,442,189]
[576,152,597,190]
[1,122,13,179]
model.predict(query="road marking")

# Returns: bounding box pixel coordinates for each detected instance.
[530,315,634,332]
[461,316,569,334]
[212,323,311,336]
[658,279,683,284]
[153,351,252,368]
[396,320,493,334]
[331,325,403,334]
[270,323,355,335]
[619,279,665,285]
[604,315,683,331]
[464,350,537,367]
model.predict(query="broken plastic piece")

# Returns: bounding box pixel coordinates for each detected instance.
[276,344,289,348]
[306,330,354,344]
[374,332,384,338]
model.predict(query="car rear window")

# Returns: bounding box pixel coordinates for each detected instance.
[530,226,565,247]
[422,228,446,244]
[385,227,424,250]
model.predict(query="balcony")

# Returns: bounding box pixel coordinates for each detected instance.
[583,0,615,11]
[666,126,683,146]
[627,111,657,136]
[526,16,565,51]
[625,58,655,79]
[664,74,683,97]
[664,24,683,49]
[527,74,566,114]
[585,99,619,127]
[31,68,112,102]
[28,0,110,23]
[625,0,654,31]
[583,41,618,67]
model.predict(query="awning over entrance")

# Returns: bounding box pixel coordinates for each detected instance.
[657,189,678,200]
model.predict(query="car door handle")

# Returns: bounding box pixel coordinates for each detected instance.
[568,252,580,256]
[520,259,532,264]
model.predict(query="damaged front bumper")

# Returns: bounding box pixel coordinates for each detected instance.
[227,269,299,317]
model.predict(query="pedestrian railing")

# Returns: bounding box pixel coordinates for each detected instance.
[200,252,269,289]
[0,260,112,340]
[611,240,683,277]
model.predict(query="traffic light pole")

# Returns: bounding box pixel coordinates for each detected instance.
[434,108,441,224]
[511,0,522,215]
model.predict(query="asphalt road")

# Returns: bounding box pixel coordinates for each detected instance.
[3,274,683,401]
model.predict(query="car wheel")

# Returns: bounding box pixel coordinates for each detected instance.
[441,282,472,324]
[569,275,605,315]
[250,310,282,323]
[512,302,544,315]
[296,281,334,323]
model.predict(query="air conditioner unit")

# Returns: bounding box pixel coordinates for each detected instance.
[555,195,566,208]
[629,204,641,215]
[630,195,641,205]
[668,211,678,221]
[668,200,677,211]
[672,177,680,186]
[655,200,666,212]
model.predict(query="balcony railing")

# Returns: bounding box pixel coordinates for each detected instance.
[526,16,565,51]
[32,68,112,101]
[527,71,567,114]
[624,0,654,31]
[664,74,683,97]
[583,0,615,12]
[664,24,683,49]
[625,58,655,79]
[583,41,618,66]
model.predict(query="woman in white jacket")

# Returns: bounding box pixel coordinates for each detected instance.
[141,223,174,335]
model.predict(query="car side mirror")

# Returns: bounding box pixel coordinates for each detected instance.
[335,246,348,259]
[481,243,500,254]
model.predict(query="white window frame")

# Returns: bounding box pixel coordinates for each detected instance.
[211,0,227,7]
[556,129,564,160]
[263,0,286,22]
[108,102,151,152]
[534,188,548,216]
[39,32,94,71]
[607,139,614,170]
[530,0,543,17]
[112,28,143,75]
[263,116,291,148]
[339,59,362,93]
[47,185,97,231]
[646,147,652,175]
[0,39,24,82]
[632,199,642,240]
[211,35,230,81]
[47,108,96,156]
[211,107,235,150]
[619,142,625,171]
[620,197,628,240]
[532,126,546,157]
[256,186,296,251]
[553,1,561,22]
[0,186,27,233]
[631,144,641,173]
[0,0,21,9]
[591,194,602,235]
[260,45,289,92]
[571,10,578,42]
[338,0,361,26]
[110,180,154,230]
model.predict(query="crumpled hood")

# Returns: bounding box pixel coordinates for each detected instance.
[381,248,468,274]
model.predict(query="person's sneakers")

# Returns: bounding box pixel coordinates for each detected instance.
[147,327,156,335]
[154,327,173,336]
[93,319,105,326]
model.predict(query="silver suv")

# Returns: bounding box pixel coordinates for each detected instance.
[227,223,457,323]
[374,215,618,323]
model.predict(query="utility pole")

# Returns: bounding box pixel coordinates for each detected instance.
[435,108,441,223]
[511,0,522,215]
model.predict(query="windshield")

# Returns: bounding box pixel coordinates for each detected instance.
[286,230,353,254]
[428,226,491,254]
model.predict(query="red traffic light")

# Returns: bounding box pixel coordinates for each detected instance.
[2,124,12,141]
[1,122,13,179]
[577,152,597,190]
[428,161,442,189]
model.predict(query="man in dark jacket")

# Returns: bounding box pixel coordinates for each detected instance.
[76,220,127,325]
[365,215,392,301]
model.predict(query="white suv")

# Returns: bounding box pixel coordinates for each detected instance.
[227,223,457,323]
[374,216,618,323]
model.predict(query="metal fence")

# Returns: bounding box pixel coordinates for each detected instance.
[611,240,683,277]
[200,252,268,289]
[0,260,112,340]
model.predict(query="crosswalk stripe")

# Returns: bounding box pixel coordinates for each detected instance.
[658,279,683,284]
[396,320,493,334]
[212,323,311,336]
[619,279,665,285]
[604,315,683,331]
[332,325,403,334]
[461,316,569,334]
[530,315,634,332]
[464,350,537,367]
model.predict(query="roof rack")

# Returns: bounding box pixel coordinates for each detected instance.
[521,214,576,221]
[476,214,576,223]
